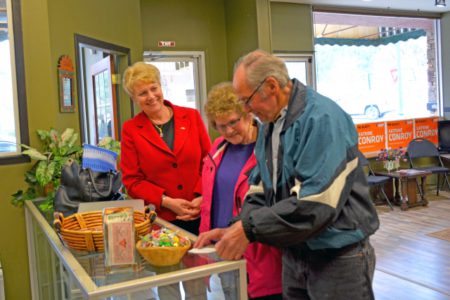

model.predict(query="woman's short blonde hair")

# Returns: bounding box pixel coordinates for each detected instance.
[122,62,160,96]
[205,82,246,128]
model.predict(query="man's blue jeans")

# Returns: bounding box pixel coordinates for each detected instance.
[283,238,376,300]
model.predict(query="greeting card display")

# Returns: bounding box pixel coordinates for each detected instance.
[103,207,137,270]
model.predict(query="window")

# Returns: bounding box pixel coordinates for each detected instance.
[0,0,29,164]
[144,51,208,124]
[276,54,315,88]
[313,12,440,124]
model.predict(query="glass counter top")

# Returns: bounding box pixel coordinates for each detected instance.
[25,198,247,299]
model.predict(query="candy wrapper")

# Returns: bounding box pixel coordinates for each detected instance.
[103,207,137,270]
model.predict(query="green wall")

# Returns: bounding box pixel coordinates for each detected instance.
[224,0,260,76]
[140,0,229,89]
[0,0,143,299]
[271,2,314,53]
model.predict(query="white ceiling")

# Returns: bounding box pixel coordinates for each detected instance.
[274,0,450,13]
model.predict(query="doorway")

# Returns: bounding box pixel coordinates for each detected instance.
[143,51,208,124]
[75,34,131,144]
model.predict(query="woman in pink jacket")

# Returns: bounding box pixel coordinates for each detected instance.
[195,82,282,300]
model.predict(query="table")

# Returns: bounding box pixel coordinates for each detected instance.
[375,169,431,210]
[25,199,248,299]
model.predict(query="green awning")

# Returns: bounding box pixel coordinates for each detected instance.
[315,29,426,47]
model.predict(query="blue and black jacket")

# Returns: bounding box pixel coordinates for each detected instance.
[240,79,379,250]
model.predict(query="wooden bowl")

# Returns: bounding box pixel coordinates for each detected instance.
[136,239,191,267]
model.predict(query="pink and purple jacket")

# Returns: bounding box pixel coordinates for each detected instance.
[200,136,282,298]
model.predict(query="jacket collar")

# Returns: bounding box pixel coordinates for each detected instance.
[134,100,191,156]
[283,78,307,130]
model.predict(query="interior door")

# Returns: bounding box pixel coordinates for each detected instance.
[143,51,207,124]
[90,55,118,143]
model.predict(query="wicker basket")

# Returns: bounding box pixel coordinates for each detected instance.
[136,239,191,267]
[53,207,157,252]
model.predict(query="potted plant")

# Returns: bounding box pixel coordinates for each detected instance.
[11,128,121,211]
[11,128,82,211]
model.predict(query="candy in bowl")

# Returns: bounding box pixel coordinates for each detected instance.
[136,228,191,267]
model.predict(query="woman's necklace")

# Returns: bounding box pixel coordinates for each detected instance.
[151,106,172,138]
[154,124,164,137]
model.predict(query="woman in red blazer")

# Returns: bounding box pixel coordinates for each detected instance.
[120,62,211,235]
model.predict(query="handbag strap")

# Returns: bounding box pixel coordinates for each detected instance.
[87,168,114,198]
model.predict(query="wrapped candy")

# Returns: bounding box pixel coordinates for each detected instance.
[140,227,188,248]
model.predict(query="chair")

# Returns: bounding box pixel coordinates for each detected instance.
[406,138,450,196]
[358,152,394,210]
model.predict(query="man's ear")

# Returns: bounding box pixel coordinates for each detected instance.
[265,76,279,95]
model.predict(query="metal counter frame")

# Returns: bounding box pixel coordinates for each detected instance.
[25,200,247,299]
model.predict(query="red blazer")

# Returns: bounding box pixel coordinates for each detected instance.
[120,101,211,221]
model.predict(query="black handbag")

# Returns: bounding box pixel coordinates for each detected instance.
[54,160,123,216]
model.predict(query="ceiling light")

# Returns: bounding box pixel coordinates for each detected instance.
[436,0,446,7]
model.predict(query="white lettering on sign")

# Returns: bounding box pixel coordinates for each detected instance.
[416,129,438,138]
[388,132,412,141]
[359,135,384,145]
[158,41,176,47]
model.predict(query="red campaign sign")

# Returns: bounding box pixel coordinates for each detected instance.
[386,119,414,150]
[414,117,438,144]
[357,122,386,154]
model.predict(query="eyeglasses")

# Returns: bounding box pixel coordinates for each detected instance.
[215,117,241,132]
[239,78,266,107]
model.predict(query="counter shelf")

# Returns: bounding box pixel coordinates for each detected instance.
[25,199,247,299]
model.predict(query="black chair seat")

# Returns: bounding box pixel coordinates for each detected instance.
[358,152,393,210]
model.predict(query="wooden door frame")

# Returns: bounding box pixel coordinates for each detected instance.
[74,34,131,144]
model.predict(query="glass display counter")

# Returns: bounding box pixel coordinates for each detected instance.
[25,199,247,299]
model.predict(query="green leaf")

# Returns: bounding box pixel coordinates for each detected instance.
[38,196,54,212]
[11,188,37,207]
[24,170,37,185]
[37,129,50,142]
[61,128,75,144]
[36,160,55,186]
[22,148,47,160]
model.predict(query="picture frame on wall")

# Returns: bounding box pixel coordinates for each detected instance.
[58,55,75,113]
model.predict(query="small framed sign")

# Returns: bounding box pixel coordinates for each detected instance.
[58,55,75,113]
[103,207,137,271]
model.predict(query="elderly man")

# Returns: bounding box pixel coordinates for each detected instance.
[199,50,380,300]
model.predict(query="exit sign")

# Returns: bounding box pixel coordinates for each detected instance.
[158,41,176,47]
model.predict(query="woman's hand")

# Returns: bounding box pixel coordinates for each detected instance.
[193,228,226,248]
[176,196,202,221]
[161,196,199,217]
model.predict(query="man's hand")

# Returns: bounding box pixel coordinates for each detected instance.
[215,221,249,260]
[193,228,226,248]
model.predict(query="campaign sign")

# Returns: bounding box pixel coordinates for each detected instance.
[357,122,386,154]
[386,119,414,150]
[414,117,438,144]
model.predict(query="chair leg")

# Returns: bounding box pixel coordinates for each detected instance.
[380,186,394,211]
[436,174,441,196]
[415,178,424,198]
[444,173,450,192]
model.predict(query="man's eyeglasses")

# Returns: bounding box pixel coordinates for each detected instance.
[215,117,241,132]
[239,78,266,107]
